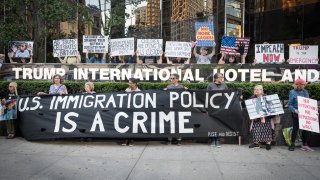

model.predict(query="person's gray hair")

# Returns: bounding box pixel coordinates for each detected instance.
[254,85,263,91]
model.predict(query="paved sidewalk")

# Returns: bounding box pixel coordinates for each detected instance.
[0,137,319,180]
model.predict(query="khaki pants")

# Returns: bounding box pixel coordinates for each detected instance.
[6,119,15,136]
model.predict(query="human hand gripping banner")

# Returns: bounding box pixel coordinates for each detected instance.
[195,22,215,47]
[18,90,243,140]
[297,96,319,133]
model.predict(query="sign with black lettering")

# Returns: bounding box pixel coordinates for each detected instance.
[53,39,78,57]
[18,90,243,140]
[110,38,134,56]
[288,45,319,64]
[165,41,192,58]
[83,35,108,53]
[137,39,163,56]
[255,44,284,63]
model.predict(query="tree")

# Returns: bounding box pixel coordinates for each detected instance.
[0,0,93,63]
[97,0,145,38]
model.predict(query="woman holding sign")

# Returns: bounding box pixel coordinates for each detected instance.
[249,85,273,150]
[84,50,106,64]
[288,79,314,151]
[2,82,18,139]
[58,51,81,64]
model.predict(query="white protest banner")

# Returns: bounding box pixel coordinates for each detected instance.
[110,38,134,56]
[245,94,284,120]
[288,45,319,64]
[255,44,284,63]
[297,96,319,133]
[165,41,192,58]
[137,39,163,56]
[83,35,108,53]
[53,39,78,57]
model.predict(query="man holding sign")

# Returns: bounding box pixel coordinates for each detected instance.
[288,79,317,151]
[192,42,215,64]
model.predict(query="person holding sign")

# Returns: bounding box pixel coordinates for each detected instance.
[248,85,273,150]
[218,52,244,64]
[164,74,187,145]
[136,50,163,64]
[110,55,135,64]
[84,50,106,64]
[192,42,215,64]
[2,82,18,139]
[207,73,228,147]
[8,53,33,63]
[166,57,190,64]
[288,79,314,151]
[58,52,81,64]
[122,78,141,146]
[37,74,68,96]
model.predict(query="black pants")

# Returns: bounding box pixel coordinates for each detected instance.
[291,113,310,146]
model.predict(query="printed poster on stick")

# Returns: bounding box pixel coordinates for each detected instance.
[297,96,319,133]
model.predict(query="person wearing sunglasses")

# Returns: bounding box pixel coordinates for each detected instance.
[164,74,187,145]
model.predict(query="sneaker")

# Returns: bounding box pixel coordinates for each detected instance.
[249,143,260,149]
[216,140,221,148]
[266,144,271,150]
[301,145,314,152]
[128,140,134,147]
[122,139,129,146]
[288,144,295,151]
[210,139,216,147]
[7,134,15,139]
[177,140,182,146]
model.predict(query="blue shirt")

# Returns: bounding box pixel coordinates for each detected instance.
[288,89,309,113]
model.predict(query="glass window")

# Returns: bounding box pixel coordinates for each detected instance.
[226,0,242,18]
[226,22,241,37]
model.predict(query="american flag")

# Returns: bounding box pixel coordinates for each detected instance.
[220,36,250,56]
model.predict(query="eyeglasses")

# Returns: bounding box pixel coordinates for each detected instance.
[170,77,176,80]
[9,86,13,87]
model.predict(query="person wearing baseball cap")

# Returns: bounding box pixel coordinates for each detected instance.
[192,42,215,64]
[288,78,314,151]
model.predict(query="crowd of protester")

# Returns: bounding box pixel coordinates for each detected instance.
[0,72,317,152]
